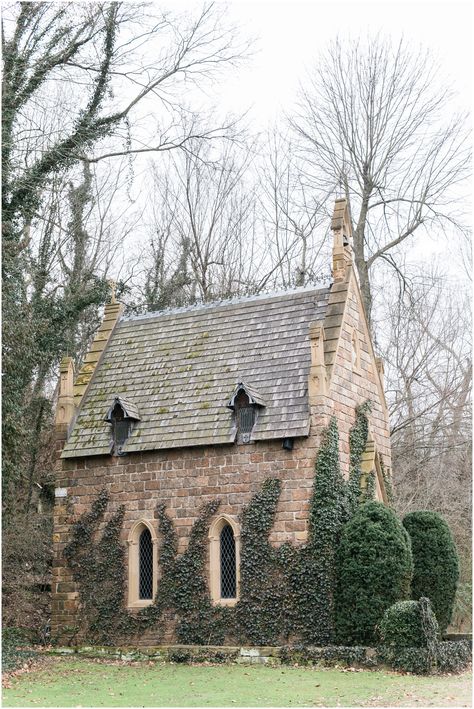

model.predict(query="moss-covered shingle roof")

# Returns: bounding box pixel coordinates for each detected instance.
[61,285,330,458]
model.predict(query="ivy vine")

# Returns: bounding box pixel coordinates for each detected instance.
[302,417,350,643]
[155,499,229,645]
[348,401,373,509]
[236,478,290,644]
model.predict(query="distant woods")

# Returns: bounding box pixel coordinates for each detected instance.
[1,3,471,637]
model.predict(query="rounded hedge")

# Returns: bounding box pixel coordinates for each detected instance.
[378,598,439,648]
[335,502,413,645]
[403,511,459,634]
[378,600,425,647]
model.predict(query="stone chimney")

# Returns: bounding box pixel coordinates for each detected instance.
[331,198,353,282]
[55,357,75,428]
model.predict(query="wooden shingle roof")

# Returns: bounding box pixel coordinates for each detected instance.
[61,285,330,458]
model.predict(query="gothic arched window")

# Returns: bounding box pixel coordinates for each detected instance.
[209,515,240,606]
[139,528,153,600]
[220,524,237,599]
[127,520,157,607]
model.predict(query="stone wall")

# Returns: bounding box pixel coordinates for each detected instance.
[51,426,79,642]
[51,425,325,642]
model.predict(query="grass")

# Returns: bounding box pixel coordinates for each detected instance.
[2,657,472,707]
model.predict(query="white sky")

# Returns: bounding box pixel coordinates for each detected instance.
[215,0,472,124]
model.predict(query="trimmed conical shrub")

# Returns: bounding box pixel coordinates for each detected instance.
[403,511,459,634]
[335,501,413,645]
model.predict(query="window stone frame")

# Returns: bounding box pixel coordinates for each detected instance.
[208,514,241,607]
[127,519,158,608]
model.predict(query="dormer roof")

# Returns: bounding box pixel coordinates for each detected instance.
[226,382,266,409]
[104,396,141,422]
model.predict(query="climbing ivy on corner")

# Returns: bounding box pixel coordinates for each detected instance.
[64,491,140,645]
[347,402,372,510]
[300,417,350,644]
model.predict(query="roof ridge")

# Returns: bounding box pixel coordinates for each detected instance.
[122,282,331,322]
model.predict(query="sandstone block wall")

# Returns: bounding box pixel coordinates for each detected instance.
[326,271,391,477]
[51,425,326,642]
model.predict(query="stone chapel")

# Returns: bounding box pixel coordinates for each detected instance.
[51,198,391,644]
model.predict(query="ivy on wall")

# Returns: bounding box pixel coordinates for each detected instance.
[65,496,229,645]
[347,402,374,509]
[302,417,349,644]
[64,491,138,644]
[63,401,391,647]
[155,499,230,645]
[236,478,289,645]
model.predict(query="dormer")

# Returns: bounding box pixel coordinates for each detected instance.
[104,396,140,455]
[227,382,265,444]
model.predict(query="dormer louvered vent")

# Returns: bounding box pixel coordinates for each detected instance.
[104,396,140,456]
[227,382,265,444]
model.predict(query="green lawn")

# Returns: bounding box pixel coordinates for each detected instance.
[2,657,472,707]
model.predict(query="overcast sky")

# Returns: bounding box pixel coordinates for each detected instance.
[213,0,472,124]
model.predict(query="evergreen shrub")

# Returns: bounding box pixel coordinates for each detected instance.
[378,600,426,647]
[378,641,472,675]
[335,501,413,645]
[435,640,472,673]
[379,597,439,649]
[403,511,459,634]
[377,645,433,674]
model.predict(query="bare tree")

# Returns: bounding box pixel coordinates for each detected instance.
[259,129,330,288]
[135,172,193,311]
[134,134,264,308]
[2,1,250,511]
[379,269,471,591]
[2,2,249,231]
[291,36,471,321]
